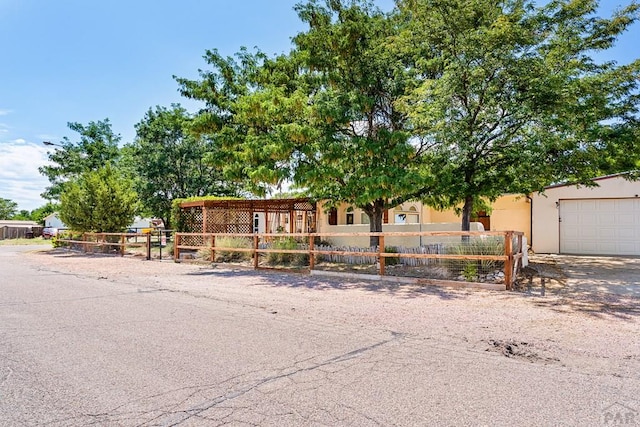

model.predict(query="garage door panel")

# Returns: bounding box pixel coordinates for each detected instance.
[560,198,640,256]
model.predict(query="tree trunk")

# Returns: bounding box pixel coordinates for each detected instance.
[461,195,473,232]
[367,199,385,248]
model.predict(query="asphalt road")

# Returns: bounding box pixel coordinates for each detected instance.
[0,245,638,426]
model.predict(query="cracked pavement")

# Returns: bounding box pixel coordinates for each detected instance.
[1,245,639,426]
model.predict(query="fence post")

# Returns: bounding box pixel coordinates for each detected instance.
[517,233,523,272]
[504,231,514,290]
[119,234,125,256]
[174,234,180,262]
[146,233,151,261]
[210,235,216,262]
[378,235,385,276]
[309,234,315,271]
[253,235,259,269]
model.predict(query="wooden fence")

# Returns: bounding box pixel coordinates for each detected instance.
[56,232,153,259]
[174,230,525,290]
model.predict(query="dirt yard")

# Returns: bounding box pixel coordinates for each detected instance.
[25,247,640,376]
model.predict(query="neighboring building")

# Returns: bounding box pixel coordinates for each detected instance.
[42,213,161,232]
[43,212,66,228]
[0,220,42,239]
[531,173,640,255]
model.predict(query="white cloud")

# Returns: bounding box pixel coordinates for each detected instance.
[0,109,11,116]
[0,139,51,211]
[36,134,61,141]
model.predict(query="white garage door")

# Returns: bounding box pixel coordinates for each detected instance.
[560,198,640,255]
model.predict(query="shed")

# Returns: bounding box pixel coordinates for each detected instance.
[0,220,42,239]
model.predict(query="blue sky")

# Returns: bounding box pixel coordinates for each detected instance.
[0,0,637,211]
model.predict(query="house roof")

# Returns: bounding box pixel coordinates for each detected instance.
[0,220,40,227]
[43,212,60,220]
[544,171,639,190]
[179,197,316,213]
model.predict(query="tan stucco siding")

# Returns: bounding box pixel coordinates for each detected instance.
[531,176,640,253]
[427,195,530,241]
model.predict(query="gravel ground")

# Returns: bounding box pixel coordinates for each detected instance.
[6,250,640,425]
[26,248,640,378]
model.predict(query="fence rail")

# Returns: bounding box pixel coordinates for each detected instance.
[174,230,525,290]
[56,232,154,259]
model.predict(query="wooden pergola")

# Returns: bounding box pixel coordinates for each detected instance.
[178,198,317,234]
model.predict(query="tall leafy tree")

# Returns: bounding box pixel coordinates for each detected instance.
[39,120,121,200]
[126,104,240,229]
[0,198,18,219]
[396,0,640,230]
[30,202,59,225]
[59,164,138,233]
[178,0,432,246]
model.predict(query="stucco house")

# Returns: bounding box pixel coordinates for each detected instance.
[531,173,640,255]
[316,194,530,247]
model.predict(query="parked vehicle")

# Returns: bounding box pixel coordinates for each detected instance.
[42,227,58,239]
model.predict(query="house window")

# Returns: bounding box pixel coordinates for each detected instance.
[346,207,354,225]
[394,206,419,224]
[361,213,370,224]
[395,213,407,224]
[328,208,338,226]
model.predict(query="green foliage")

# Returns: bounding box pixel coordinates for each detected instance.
[176,1,433,246]
[267,237,309,266]
[59,164,138,233]
[462,263,479,283]
[0,198,18,219]
[126,105,241,229]
[213,236,252,262]
[170,196,243,232]
[39,120,121,201]
[446,237,505,273]
[176,0,640,239]
[396,0,640,230]
[384,246,400,266]
[29,202,60,225]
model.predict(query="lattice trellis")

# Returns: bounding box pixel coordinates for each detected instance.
[178,198,317,234]
[180,207,204,233]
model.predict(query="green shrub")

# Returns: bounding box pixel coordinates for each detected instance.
[213,236,252,262]
[446,237,504,279]
[384,246,400,265]
[462,262,479,282]
[267,237,309,266]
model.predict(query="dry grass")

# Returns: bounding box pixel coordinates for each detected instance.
[0,237,51,246]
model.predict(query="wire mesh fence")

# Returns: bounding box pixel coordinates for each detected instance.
[174,231,525,289]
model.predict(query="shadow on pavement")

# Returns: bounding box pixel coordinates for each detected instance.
[186,268,469,301]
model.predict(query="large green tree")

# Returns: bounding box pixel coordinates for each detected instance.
[29,202,59,225]
[178,0,432,246]
[126,104,240,229]
[396,0,640,230]
[59,164,138,233]
[0,198,18,219]
[39,120,121,200]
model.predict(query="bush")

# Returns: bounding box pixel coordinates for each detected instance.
[384,246,400,265]
[213,236,252,263]
[267,237,309,266]
[446,237,505,280]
